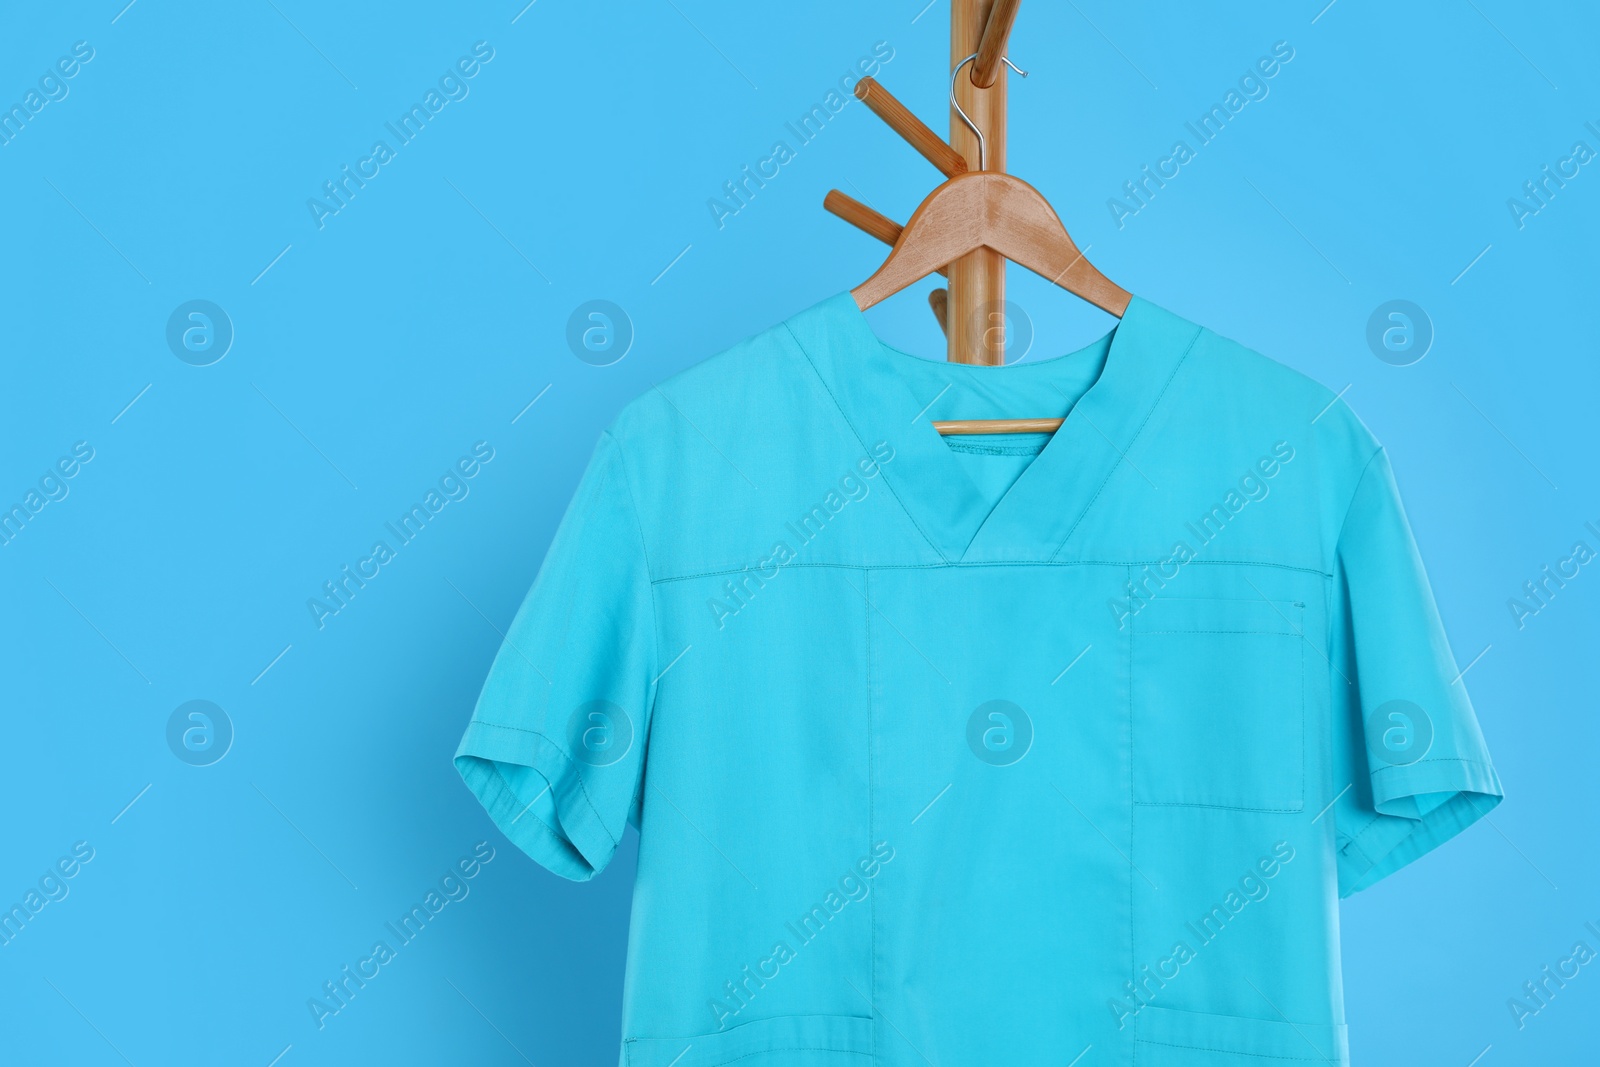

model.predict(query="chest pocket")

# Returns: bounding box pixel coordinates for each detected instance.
[1131,596,1306,812]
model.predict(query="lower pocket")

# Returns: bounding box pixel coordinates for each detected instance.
[1134,1005,1347,1065]
[625,1014,873,1067]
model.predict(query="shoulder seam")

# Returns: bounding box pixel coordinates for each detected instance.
[1333,445,1387,552]
[601,430,662,698]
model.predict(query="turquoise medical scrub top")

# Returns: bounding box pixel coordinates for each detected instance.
[455,293,1503,1067]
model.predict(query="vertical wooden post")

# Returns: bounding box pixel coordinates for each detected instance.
[949,0,1007,365]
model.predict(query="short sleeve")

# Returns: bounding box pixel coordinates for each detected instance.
[1329,447,1503,896]
[454,431,656,882]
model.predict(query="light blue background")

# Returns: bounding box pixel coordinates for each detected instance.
[1,1,1595,1064]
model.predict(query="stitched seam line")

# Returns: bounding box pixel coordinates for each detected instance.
[1339,813,1383,846]
[865,568,878,1063]
[1138,629,1300,636]
[1298,603,1307,812]
[1333,445,1387,552]
[606,430,662,821]
[1127,562,1137,1053]
[1375,757,1496,769]
[944,443,1046,456]
[651,559,1332,585]
[1134,801,1306,813]
[626,1048,870,1067]
[1134,1037,1338,1061]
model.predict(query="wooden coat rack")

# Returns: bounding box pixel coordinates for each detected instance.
[826,0,1023,366]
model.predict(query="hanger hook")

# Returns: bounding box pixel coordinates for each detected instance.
[949,53,1028,172]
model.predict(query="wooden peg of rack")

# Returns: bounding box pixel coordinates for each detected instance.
[928,289,950,336]
[971,0,1022,88]
[823,190,947,277]
[853,77,969,178]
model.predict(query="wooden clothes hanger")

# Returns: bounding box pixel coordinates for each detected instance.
[856,169,1131,435]
[825,9,1133,436]
[852,170,1131,322]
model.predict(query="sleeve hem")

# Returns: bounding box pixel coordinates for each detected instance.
[453,720,619,882]
[1337,759,1504,897]
[1369,757,1502,814]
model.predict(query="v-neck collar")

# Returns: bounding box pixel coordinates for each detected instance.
[786,291,1202,563]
